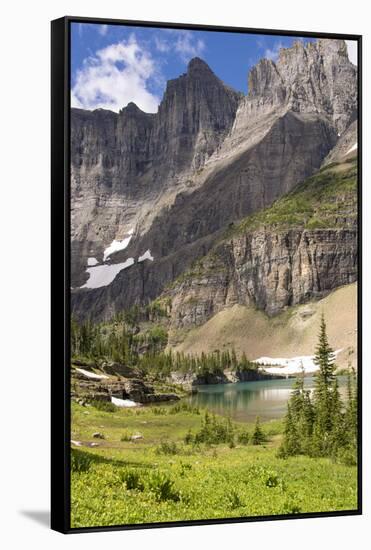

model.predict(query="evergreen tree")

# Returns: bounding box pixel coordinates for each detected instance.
[300,389,315,454]
[278,404,300,457]
[339,367,358,464]
[251,416,265,445]
[312,314,338,456]
[278,366,314,457]
[231,349,238,370]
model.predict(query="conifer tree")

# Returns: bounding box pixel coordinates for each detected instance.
[278,365,314,457]
[231,348,238,370]
[340,366,358,463]
[312,314,338,456]
[251,416,265,445]
[278,404,300,456]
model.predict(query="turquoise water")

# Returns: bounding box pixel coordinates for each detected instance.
[186,376,347,423]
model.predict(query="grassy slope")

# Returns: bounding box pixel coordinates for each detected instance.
[231,157,357,234]
[71,402,357,527]
[172,283,357,368]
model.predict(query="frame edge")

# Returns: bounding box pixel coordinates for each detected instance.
[51,16,70,534]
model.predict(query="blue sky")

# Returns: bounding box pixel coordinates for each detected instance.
[71,22,357,113]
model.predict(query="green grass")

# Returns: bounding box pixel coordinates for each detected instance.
[232,159,357,235]
[71,402,357,528]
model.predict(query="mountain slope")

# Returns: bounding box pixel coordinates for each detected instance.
[170,283,357,369]
[163,157,357,329]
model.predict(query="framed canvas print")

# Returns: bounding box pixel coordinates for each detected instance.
[51,16,362,533]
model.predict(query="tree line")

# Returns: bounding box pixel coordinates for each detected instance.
[71,315,257,378]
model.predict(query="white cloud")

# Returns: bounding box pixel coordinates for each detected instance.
[154,35,170,53]
[71,34,160,113]
[345,40,358,66]
[98,24,108,36]
[174,31,205,63]
[264,42,283,61]
[159,29,205,63]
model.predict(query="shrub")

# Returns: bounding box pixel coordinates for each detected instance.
[228,490,244,510]
[155,440,179,455]
[237,430,250,445]
[119,469,144,491]
[264,471,281,488]
[147,472,180,502]
[179,462,192,477]
[193,412,235,445]
[184,429,194,445]
[71,449,93,473]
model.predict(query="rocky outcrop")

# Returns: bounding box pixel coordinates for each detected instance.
[71,366,180,404]
[100,362,137,377]
[71,39,357,320]
[323,120,358,165]
[166,227,358,329]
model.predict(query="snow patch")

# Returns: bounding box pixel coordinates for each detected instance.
[138,249,154,262]
[87,257,99,266]
[254,350,343,375]
[346,142,357,155]
[80,258,134,289]
[103,230,133,261]
[111,396,138,408]
[75,368,109,380]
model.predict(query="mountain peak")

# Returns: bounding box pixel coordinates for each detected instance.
[122,101,141,113]
[119,101,153,119]
[187,57,214,77]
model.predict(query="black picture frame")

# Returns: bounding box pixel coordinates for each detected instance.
[51,15,362,534]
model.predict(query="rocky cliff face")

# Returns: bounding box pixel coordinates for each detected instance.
[240,39,356,131]
[71,59,240,285]
[164,155,358,330]
[323,120,358,165]
[166,227,358,330]
[71,38,357,321]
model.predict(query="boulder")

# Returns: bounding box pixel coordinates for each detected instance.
[130,434,143,441]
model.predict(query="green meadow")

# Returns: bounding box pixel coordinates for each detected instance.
[71,401,357,528]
